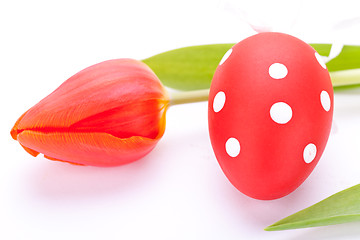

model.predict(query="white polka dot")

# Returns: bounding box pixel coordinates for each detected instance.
[226,137,240,157]
[219,49,232,65]
[303,143,317,163]
[320,90,331,112]
[315,52,327,69]
[270,102,292,124]
[213,91,226,112]
[269,63,288,79]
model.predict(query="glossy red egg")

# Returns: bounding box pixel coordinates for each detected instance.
[208,32,333,200]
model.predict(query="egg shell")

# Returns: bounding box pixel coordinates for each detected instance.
[208,32,333,200]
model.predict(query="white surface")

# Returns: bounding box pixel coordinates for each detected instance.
[1,0,360,239]
[269,63,288,79]
[270,102,293,124]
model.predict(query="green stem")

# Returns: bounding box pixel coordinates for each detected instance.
[169,89,209,106]
[167,68,360,106]
[330,69,360,87]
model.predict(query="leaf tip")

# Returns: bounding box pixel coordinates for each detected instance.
[264,224,280,231]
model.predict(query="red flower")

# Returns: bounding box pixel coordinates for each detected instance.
[11,59,169,166]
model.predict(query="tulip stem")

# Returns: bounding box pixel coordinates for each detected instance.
[169,89,210,106]
[167,69,360,106]
[331,69,360,88]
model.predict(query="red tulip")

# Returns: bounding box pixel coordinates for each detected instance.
[11,59,169,166]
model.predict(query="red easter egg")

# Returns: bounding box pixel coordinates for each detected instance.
[208,32,333,200]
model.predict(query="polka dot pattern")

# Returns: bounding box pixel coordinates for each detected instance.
[226,138,240,157]
[269,63,288,79]
[270,102,292,124]
[219,49,232,65]
[320,90,331,112]
[213,91,226,112]
[303,143,317,163]
[208,33,334,199]
[213,48,331,165]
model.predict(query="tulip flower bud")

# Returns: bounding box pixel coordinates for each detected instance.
[11,59,169,166]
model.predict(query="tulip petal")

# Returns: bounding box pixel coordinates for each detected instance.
[11,111,28,140]
[43,155,85,166]
[14,59,168,135]
[70,99,168,139]
[16,129,163,167]
[20,144,39,157]
[11,59,169,166]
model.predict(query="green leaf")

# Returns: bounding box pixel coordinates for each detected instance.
[143,43,360,91]
[142,44,234,91]
[265,184,360,231]
[324,45,360,71]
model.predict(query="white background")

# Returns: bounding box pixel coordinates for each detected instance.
[1,0,360,239]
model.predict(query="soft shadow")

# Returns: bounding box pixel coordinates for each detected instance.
[214,172,327,229]
[25,149,164,201]
[334,84,360,93]
[334,87,360,118]
[287,222,360,240]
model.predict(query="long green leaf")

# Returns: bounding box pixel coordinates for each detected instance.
[265,184,360,231]
[143,43,360,91]
[324,45,360,71]
[143,44,234,91]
